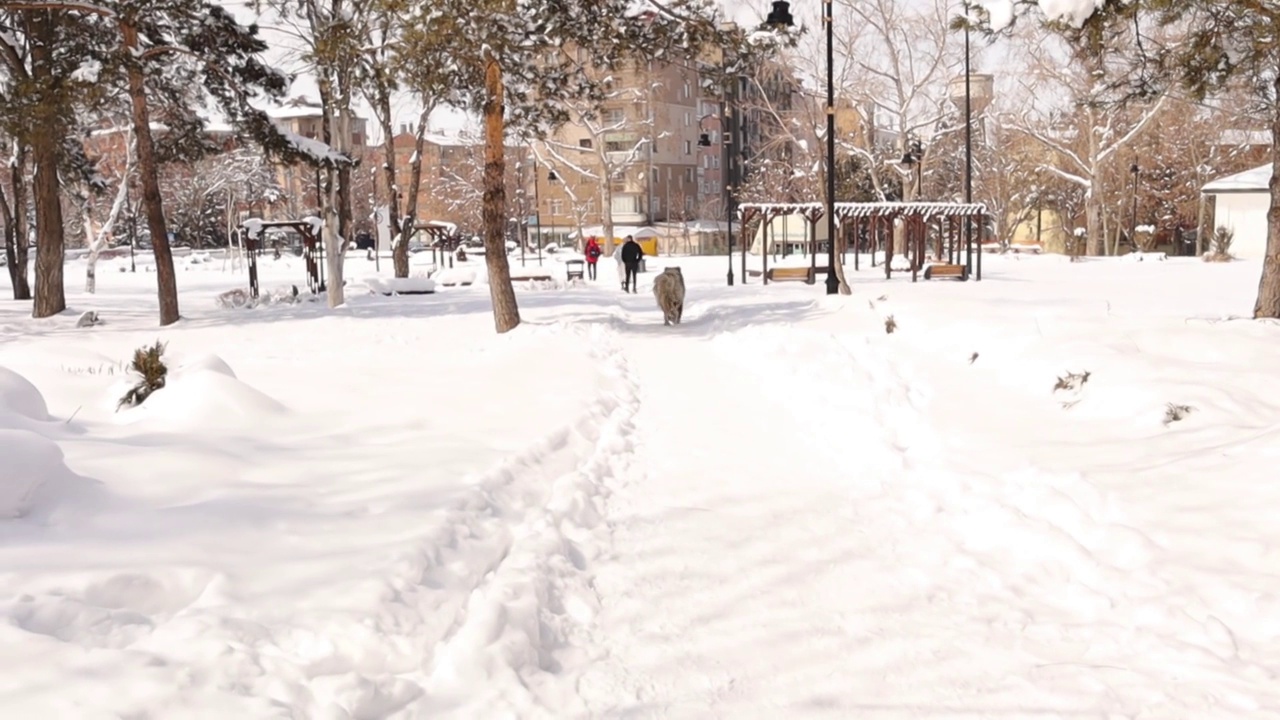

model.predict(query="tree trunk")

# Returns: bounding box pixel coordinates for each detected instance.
[30,129,65,317]
[8,141,32,300]
[832,222,851,294]
[482,53,520,333]
[86,153,132,294]
[27,12,65,317]
[1254,81,1280,319]
[374,85,405,278]
[600,163,616,255]
[0,179,19,297]
[401,106,431,263]
[0,147,32,300]
[123,21,180,325]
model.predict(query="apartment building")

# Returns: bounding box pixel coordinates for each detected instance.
[266,97,369,219]
[381,130,531,237]
[530,52,709,245]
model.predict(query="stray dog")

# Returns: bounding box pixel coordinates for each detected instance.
[652,267,685,326]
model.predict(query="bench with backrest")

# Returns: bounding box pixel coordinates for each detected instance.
[766,266,816,284]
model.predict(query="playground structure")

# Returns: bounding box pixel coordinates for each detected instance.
[737,202,987,283]
[239,219,324,298]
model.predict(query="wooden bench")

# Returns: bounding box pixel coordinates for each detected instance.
[766,266,816,284]
[923,263,969,281]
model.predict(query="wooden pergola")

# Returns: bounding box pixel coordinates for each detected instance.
[239,220,324,298]
[736,202,987,282]
[400,219,464,269]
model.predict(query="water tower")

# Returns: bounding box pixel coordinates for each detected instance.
[949,73,995,143]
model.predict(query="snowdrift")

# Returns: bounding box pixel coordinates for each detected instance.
[112,353,286,428]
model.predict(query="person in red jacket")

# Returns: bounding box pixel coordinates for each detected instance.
[584,236,602,280]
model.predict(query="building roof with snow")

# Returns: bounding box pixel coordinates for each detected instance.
[1203,164,1272,194]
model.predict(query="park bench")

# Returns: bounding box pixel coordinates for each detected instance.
[565,260,585,281]
[923,263,969,281]
[766,266,816,284]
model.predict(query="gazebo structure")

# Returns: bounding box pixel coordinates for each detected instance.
[239,219,324,298]
[400,219,463,269]
[737,202,987,283]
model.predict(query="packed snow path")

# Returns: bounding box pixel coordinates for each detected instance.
[568,298,1280,719]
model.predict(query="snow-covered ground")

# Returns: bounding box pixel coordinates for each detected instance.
[2,249,1279,718]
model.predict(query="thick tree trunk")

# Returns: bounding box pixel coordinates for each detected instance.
[123,22,179,325]
[1254,86,1280,319]
[1085,185,1104,257]
[27,13,64,317]
[482,54,520,333]
[30,128,65,317]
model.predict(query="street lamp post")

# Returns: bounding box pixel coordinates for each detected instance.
[1130,161,1140,250]
[962,1,980,280]
[765,0,836,294]
[544,169,560,266]
[533,163,542,266]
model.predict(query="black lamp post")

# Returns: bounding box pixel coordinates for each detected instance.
[543,169,560,266]
[962,0,979,280]
[1130,161,1140,249]
[766,0,836,294]
[533,163,542,265]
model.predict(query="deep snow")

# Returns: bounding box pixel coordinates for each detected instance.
[2,248,1279,718]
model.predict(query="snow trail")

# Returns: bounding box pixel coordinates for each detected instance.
[581,312,1280,718]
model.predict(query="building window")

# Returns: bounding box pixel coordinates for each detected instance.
[683,140,692,155]
[579,138,593,149]
[685,196,694,211]
[684,112,691,127]
[549,199,564,216]
[612,195,639,213]
[605,140,628,153]
[712,156,720,169]
[683,81,691,99]
[685,168,694,183]
[604,107,625,125]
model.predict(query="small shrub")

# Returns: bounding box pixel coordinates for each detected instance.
[1163,403,1193,426]
[1053,370,1091,393]
[884,315,897,334]
[117,341,169,410]
[1203,226,1235,263]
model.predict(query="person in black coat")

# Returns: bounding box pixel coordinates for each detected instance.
[620,236,644,293]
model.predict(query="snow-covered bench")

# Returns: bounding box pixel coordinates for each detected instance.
[365,277,436,296]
